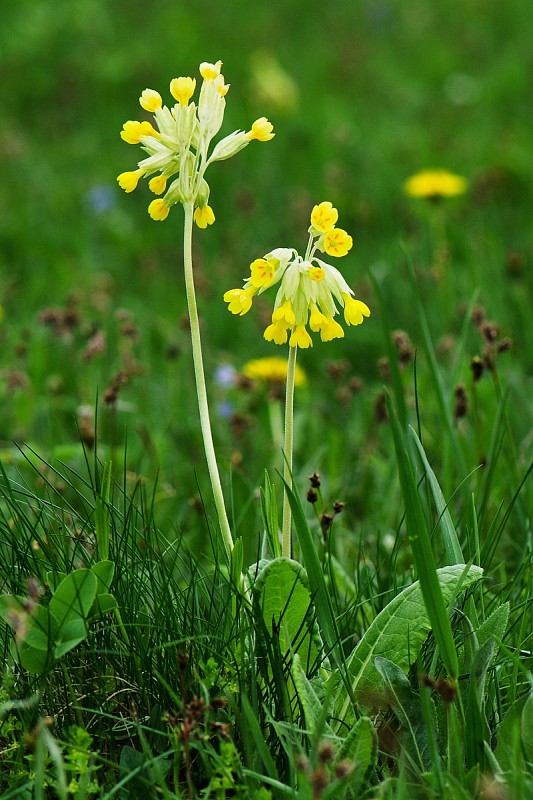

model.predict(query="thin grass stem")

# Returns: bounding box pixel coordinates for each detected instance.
[282,344,297,558]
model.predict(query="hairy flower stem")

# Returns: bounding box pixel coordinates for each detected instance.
[182,202,234,562]
[282,344,297,558]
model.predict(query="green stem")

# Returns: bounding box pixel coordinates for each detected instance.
[182,202,234,562]
[282,344,297,558]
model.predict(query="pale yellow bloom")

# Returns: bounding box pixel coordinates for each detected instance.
[242,357,307,387]
[403,169,468,199]
[324,228,353,257]
[246,117,275,142]
[343,294,371,326]
[289,325,313,349]
[139,89,162,112]
[170,77,196,106]
[264,322,289,345]
[308,266,325,282]
[194,205,215,228]
[200,60,223,81]
[310,201,338,233]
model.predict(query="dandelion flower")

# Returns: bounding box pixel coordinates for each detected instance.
[242,357,306,387]
[403,169,468,200]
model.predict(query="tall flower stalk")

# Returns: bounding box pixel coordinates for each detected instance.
[224,202,371,557]
[117,60,274,563]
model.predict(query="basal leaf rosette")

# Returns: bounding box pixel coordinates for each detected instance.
[117,60,274,226]
[224,202,370,348]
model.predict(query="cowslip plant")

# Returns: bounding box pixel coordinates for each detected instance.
[117,60,274,563]
[224,202,370,557]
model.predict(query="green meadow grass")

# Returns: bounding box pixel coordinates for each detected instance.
[0,1,532,797]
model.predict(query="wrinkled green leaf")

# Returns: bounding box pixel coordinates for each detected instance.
[336,564,483,719]
[255,557,322,675]
[335,716,377,796]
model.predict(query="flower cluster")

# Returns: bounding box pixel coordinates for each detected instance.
[224,202,370,348]
[117,60,274,225]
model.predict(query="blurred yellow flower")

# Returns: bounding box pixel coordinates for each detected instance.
[242,357,307,387]
[403,169,468,199]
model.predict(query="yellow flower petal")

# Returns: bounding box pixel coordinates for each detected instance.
[148,175,167,195]
[310,201,338,233]
[289,325,312,349]
[170,77,196,106]
[148,198,170,221]
[139,89,162,112]
[250,258,275,288]
[194,205,215,228]
[324,228,353,258]
[246,117,275,142]
[117,170,144,193]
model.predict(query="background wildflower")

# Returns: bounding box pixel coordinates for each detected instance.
[403,169,469,200]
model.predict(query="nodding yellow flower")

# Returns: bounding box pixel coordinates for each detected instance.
[148,174,167,194]
[289,325,313,349]
[403,169,468,199]
[117,169,144,193]
[148,198,170,221]
[310,201,338,233]
[194,205,215,228]
[120,120,158,144]
[250,258,275,288]
[264,322,288,345]
[223,204,370,347]
[118,61,274,223]
[170,76,196,106]
[139,89,163,112]
[342,294,371,326]
[223,288,254,315]
[246,117,275,142]
[324,228,353,257]
[199,60,223,80]
[243,356,307,387]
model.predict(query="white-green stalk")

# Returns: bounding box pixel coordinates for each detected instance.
[182,201,234,562]
[281,343,297,558]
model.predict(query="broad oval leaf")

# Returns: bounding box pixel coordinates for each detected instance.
[49,569,97,631]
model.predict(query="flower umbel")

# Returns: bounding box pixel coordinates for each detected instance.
[223,203,370,348]
[117,61,275,224]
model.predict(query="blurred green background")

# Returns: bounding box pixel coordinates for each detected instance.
[0,0,531,546]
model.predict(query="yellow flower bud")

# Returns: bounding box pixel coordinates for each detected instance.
[324,228,353,257]
[139,89,162,112]
[148,198,170,221]
[246,117,275,142]
[170,77,196,106]
[199,60,223,81]
[319,317,344,342]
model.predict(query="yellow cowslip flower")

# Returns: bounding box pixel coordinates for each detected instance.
[310,201,338,233]
[223,288,254,315]
[148,174,167,194]
[117,60,275,222]
[223,203,370,348]
[170,77,196,106]
[250,258,275,288]
[117,169,145,193]
[193,205,215,228]
[139,89,162,112]
[246,117,275,142]
[324,228,353,258]
[120,120,159,144]
[403,169,468,199]
[148,198,170,221]
[242,356,307,387]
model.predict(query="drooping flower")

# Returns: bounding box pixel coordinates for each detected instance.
[117,60,275,225]
[403,169,468,200]
[223,203,370,347]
